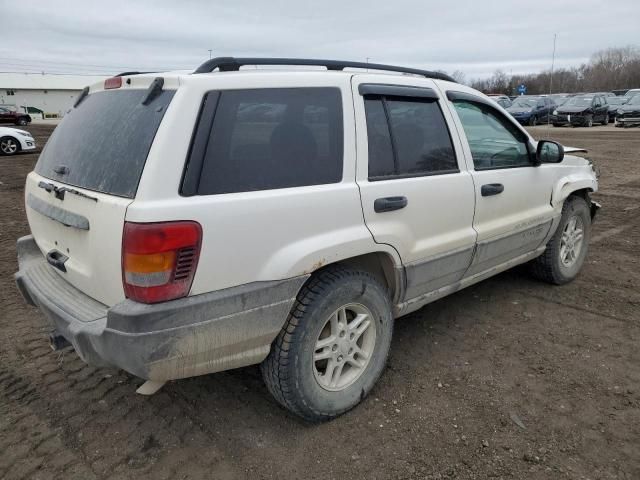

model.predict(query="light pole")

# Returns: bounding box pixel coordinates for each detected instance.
[208,49,213,59]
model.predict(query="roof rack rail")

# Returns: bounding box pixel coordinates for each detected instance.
[193,57,456,82]
[115,71,155,77]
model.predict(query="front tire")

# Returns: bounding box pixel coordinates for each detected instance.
[261,267,394,422]
[529,195,591,285]
[585,116,593,127]
[529,115,538,126]
[0,136,20,156]
[16,117,29,126]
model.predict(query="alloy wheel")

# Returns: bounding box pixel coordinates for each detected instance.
[559,215,584,268]
[0,138,18,155]
[312,303,377,391]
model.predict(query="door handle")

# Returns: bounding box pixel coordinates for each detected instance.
[374,196,408,213]
[481,183,504,197]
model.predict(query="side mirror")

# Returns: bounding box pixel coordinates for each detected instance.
[536,140,564,164]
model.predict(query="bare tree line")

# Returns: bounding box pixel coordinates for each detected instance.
[465,45,640,95]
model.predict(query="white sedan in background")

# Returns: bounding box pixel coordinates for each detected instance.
[0,127,36,156]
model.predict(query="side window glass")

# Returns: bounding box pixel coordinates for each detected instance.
[386,99,458,176]
[364,99,395,178]
[452,100,532,170]
[364,96,458,180]
[197,88,343,194]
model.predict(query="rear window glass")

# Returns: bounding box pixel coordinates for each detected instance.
[196,88,343,195]
[35,88,175,198]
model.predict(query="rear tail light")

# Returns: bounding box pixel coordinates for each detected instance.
[104,77,122,89]
[122,221,202,304]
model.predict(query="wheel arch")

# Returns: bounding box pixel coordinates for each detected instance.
[301,251,404,306]
[551,174,597,210]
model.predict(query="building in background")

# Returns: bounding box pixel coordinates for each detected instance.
[0,73,107,119]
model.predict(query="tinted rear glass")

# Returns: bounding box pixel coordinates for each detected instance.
[196,88,343,195]
[35,88,175,198]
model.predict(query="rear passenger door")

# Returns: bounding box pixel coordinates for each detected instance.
[352,78,477,301]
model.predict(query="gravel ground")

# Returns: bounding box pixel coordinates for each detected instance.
[0,123,638,480]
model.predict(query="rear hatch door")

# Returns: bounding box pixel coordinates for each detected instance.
[25,81,175,307]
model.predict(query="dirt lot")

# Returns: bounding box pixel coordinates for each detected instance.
[1,123,639,480]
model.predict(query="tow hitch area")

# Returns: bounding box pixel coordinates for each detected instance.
[49,330,71,351]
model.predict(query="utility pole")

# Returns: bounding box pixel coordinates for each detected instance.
[548,33,557,127]
[549,33,557,95]
[208,49,213,59]
[366,57,370,72]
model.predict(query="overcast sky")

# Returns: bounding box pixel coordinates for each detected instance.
[3,0,639,80]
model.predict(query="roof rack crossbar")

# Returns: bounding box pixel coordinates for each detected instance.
[193,57,456,82]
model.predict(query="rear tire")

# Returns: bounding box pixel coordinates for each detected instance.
[585,116,593,127]
[0,136,20,156]
[552,123,562,127]
[601,114,608,125]
[529,195,591,285]
[261,266,394,422]
[16,117,28,126]
[529,115,538,126]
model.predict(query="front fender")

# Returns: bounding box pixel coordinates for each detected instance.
[551,172,598,209]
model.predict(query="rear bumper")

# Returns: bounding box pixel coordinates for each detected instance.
[15,235,307,381]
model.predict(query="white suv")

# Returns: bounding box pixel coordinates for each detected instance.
[15,58,599,421]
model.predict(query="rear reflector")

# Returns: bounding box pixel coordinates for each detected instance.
[104,77,123,89]
[122,221,202,304]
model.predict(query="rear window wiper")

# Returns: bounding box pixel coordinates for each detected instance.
[142,77,164,106]
[37,181,98,202]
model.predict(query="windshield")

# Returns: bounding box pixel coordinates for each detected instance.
[627,95,640,105]
[511,98,537,108]
[564,96,593,107]
[35,88,175,198]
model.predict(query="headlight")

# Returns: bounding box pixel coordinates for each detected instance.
[17,130,32,138]
[553,110,558,115]
[617,109,624,114]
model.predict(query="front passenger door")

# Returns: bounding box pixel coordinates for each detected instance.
[447,92,557,276]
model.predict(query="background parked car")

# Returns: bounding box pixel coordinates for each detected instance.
[487,94,512,109]
[0,127,36,156]
[506,95,555,125]
[0,107,32,126]
[623,88,640,99]
[615,94,640,127]
[549,94,572,107]
[606,96,628,123]
[551,94,609,127]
